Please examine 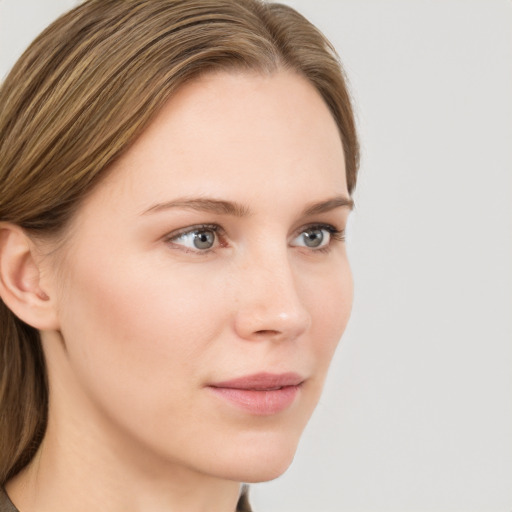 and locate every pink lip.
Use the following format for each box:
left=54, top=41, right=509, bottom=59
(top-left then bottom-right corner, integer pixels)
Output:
left=207, top=372, right=304, bottom=416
